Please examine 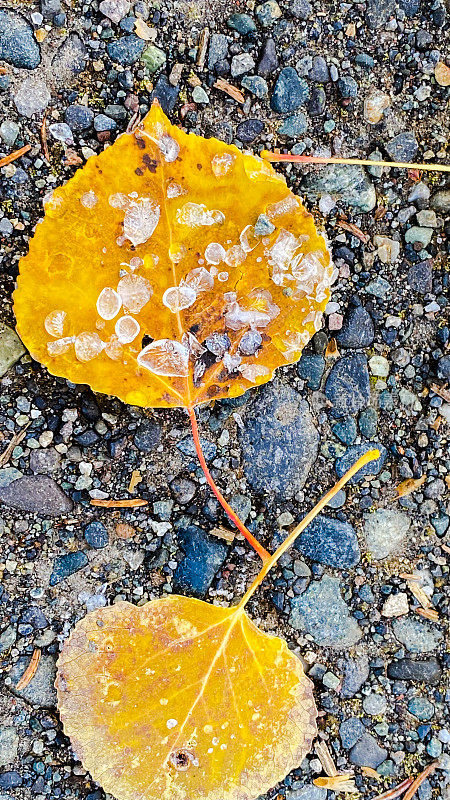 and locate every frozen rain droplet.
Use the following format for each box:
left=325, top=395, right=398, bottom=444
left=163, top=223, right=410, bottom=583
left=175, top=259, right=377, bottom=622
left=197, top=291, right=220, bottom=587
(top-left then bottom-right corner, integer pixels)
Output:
left=104, top=335, right=123, bottom=360
left=218, top=271, right=229, bottom=282
left=225, top=245, right=246, bottom=268
left=223, top=352, right=242, bottom=373
left=182, top=331, right=206, bottom=357
left=239, top=225, right=259, bottom=253
left=266, top=229, right=302, bottom=277
left=182, top=267, right=214, bottom=294
left=74, top=332, right=104, bottom=362
left=108, top=193, right=128, bottom=209
left=224, top=289, right=280, bottom=331
left=47, top=337, right=73, bottom=356
left=137, top=340, right=189, bottom=377
left=239, top=330, right=262, bottom=356
left=168, top=243, right=186, bottom=263
left=45, top=310, right=66, bottom=338
left=211, top=152, right=236, bottom=177
left=176, top=202, right=224, bottom=228
left=129, top=256, right=144, bottom=270
left=205, top=332, right=231, bottom=358
left=158, top=133, right=180, bottom=163
left=266, top=194, right=299, bottom=220
left=166, top=182, right=184, bottom=198
left=96, top=287, right=122, bottom=320
left=117, top=274, right=152, bottom=314
left=162, top=285, right=196, bottom=313
left=204, top=242, right=226, bottom=265
left=239, top=363, right=270, bottom=382
left=279, top=330, right=310, bottom=359
left=115, top=315, right=140, bottom=344
left=123, top=197, right=160, bottom=246
left=81, top=191, right=98, bottom=209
